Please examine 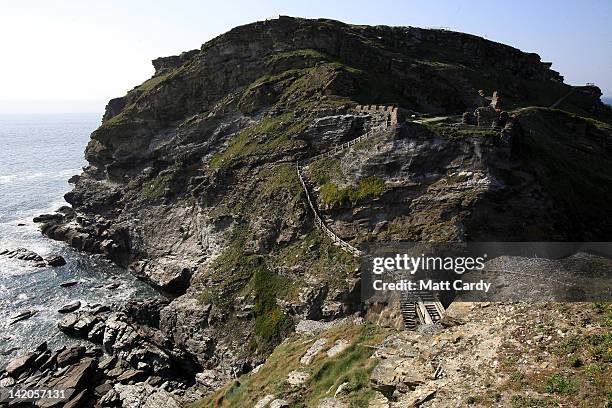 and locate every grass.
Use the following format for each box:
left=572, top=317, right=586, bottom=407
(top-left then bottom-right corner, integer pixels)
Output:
left=308, top=157, right=342, bottom=186
left=142, top=169, right=175, bottom=199
left=269, top=229, right=358, bottom=295
left=207, top=225, right=256, bottom=303
left=266, top=49, right=330, bottom=66
left=497, top=303, right=612, bottom=407
left=320, top=176, right=385, bottom=207
left=136, top=72, right=171, bottom=93
left=209, top=112, right=308, bottom=170
left=188, top=324, right=388, bottom=408
left=251, top=267, right=294, bottom=349
left=544, top=374, right=578, bottom=395
left=510, top=395, right=552, bottom=408
left=259, top=163, right=302, bottom=198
